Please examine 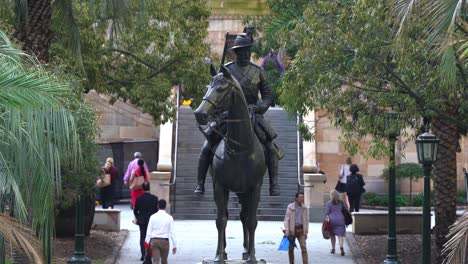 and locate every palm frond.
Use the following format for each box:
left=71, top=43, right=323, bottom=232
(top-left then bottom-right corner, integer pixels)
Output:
left=393, top=0, right=421, bottom=39
left=0, top=30, right=81, bottom=262
left=0, top=214, right=43, bottom=264
left=424, top=0, right=464, bottom=46
left=442, top=211, right=468, bottom=264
